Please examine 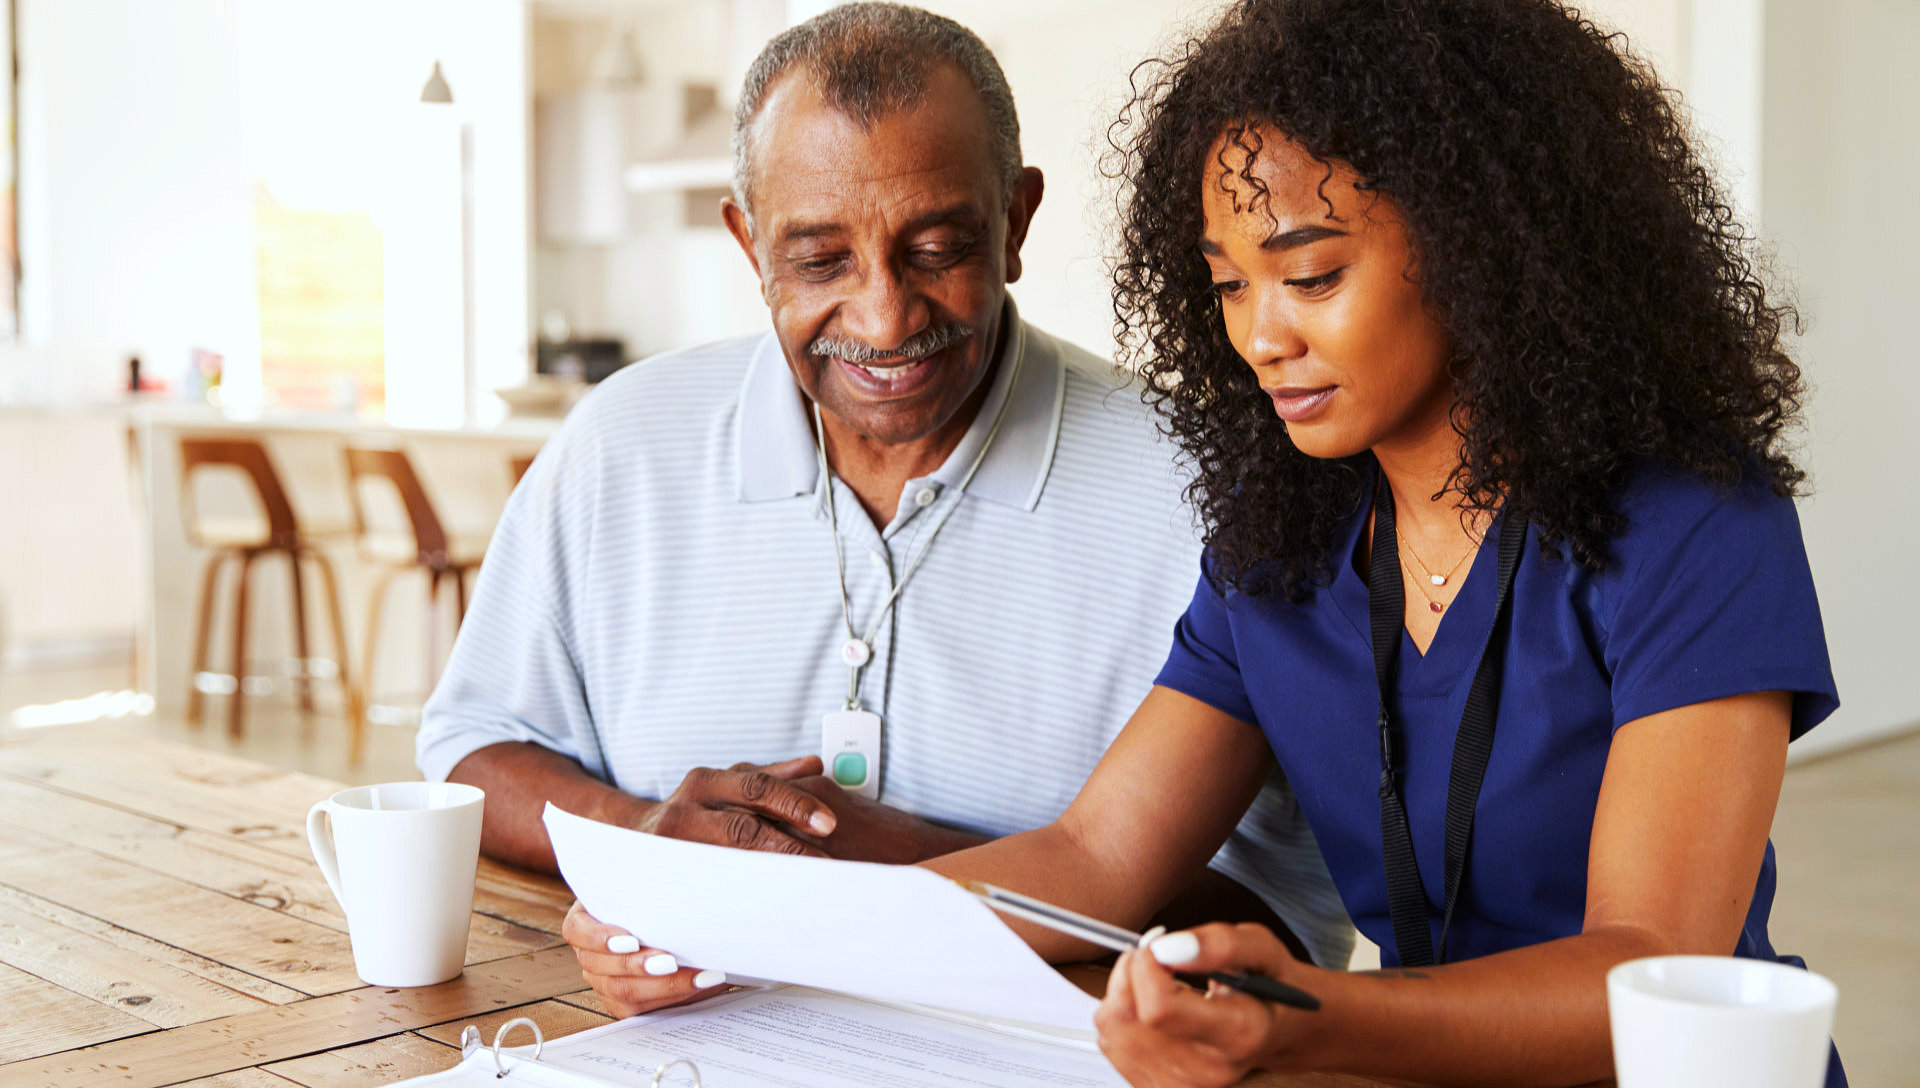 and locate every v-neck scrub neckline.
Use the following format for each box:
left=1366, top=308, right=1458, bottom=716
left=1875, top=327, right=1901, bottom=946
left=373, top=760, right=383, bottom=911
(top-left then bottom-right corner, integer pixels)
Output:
left=1328, top=474, right=1503, bottom=682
